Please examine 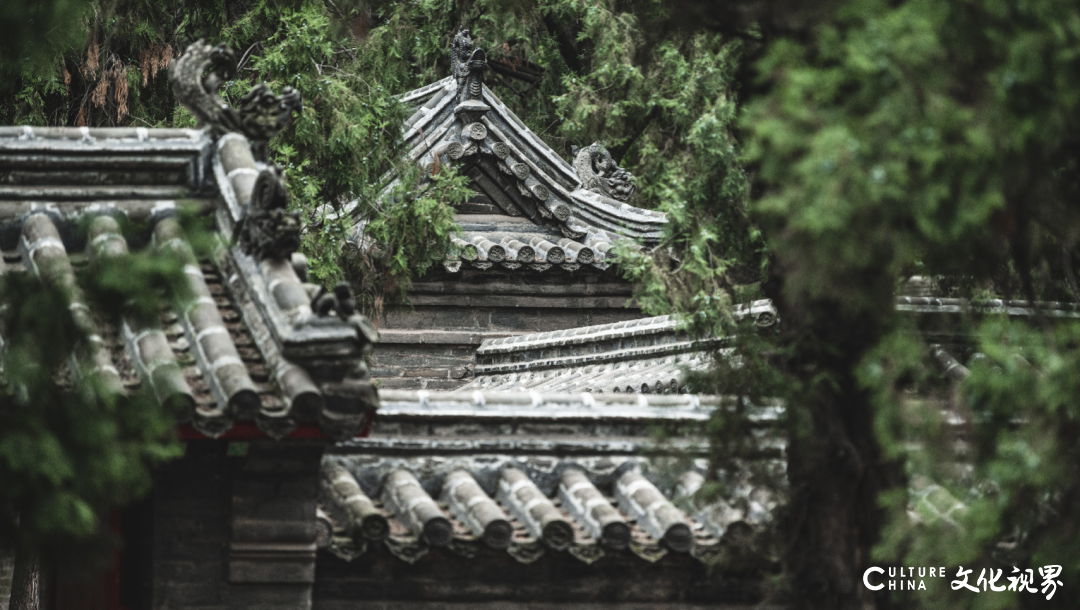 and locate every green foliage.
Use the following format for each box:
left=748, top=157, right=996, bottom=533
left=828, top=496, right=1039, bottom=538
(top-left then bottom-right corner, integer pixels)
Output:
left=0, top=0, right=764, bottom=319
left=0, top=248, right=186, bottom=565
left=0, top=0, right=88, bottom=76
left=6, top=0, right=1080, bottom=606
left=607, top=0, right=1080, bottom=606
left=349, top=164, right=469, bottom=302
left=442, top=0, right=767, bottom=337
left=739, top=1, right=1080, bottom=607
left=861, top=319, right=1080, bottom=609
left=0, top=0, right=471, bottom=312
left=213, top=0, right=470, bottom=298
left=744, top=0, right=1080, bottom=312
